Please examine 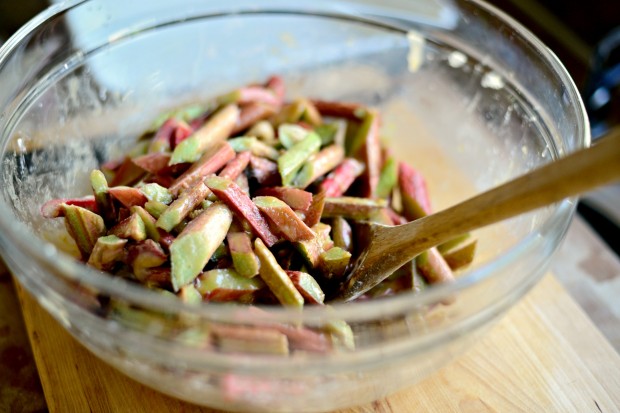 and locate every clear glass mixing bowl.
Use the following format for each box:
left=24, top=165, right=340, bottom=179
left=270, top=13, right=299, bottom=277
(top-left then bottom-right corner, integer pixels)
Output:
left=0, top=0, right=588, bottom=411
